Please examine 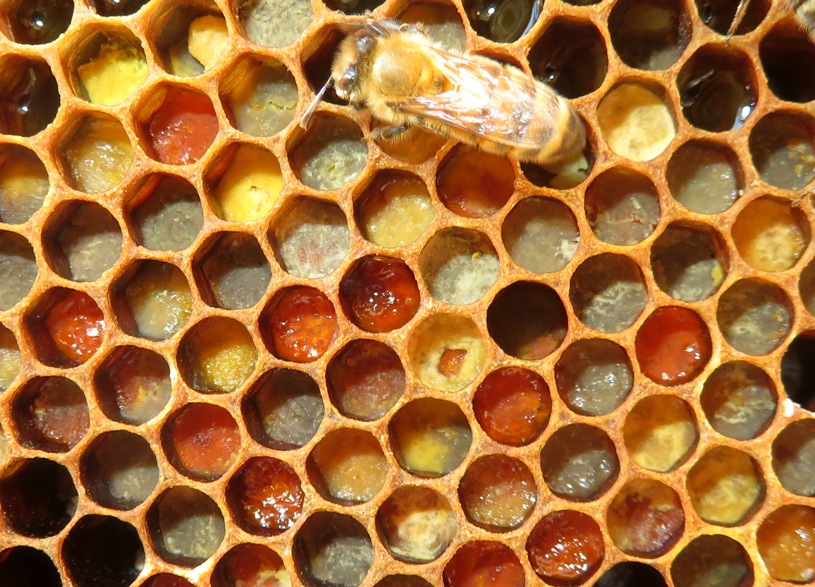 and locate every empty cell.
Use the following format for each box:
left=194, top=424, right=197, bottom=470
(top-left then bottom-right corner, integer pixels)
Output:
left=598, top=83, right=675, bottom=161
left=289, top=115, right=367, bottom=191
left=502, top=197, right=579, bottom=273
left=80, top=430, right=159, bottom=510
left=607, top=479, right=685, bottom=557
left=88, top=0, right=149, bottom=17
left=94, top=346, right=171, bottom=425
left=149, top=6, right=230, bottom=76
left=0, top=458, right=77, bottom=537
left=555, top=338, right=633, bottom=416
left=226, top=457, right=303, bottom=535
left=272, top=197, right=350, bottom=278
left=0, top=230, right=36, bottom=310
left=749, top=111, right=815, bottom=190
left=242, top=368, right=324, bottom=450
left=459, top=455, right=536, bottom=531
left=327, top=339, right=405, bottom=421
left=609, top=0, right=690, bottom=70
left=212, top=545, right=289, bottom=587
left=437, top=145, right=514, bottom=218
left=666, top=141, right=742, bottom=214
left=540, top=424, right=619, bottom=501
left=526, top=510, right=604, bottom=585
left=701, top=362, right=777, bottom=440
left=717, top=279, right=792, bottom=356
left=773, top=419, right=815, bottom=496
left=652, top=224, right=726, bottom=301
left=2, top=0, right=72, bottom=44
left=117, top=260, right=192, bottom=341
left=757, top=505, right=815, bottom=583
left=376, top=486, right=456, bottom=563
left=11, top=377, right=89, bottom=452
left=301, top=26, right=347, bottom=109
left=420, top=228, right=499, bottom=305
left=635, top=306, right=712, bottom=385
left=148, top=486, right=225, bottom=567
left=465, top=0, right=542, bottom=43
left=399, top=2, right=467, bottom=50
left=570, top=254, right=647, bottom=333
left=208, top=144, right=284, bottom=222
left=262, top=286, right=338, bottom=362
left=444, top=542, right=524, bottom=587
left=585, top=168, right=660, bottom=246
left=671, top=535, right=753, bottom=587
left=221, top=57, right=297, bottom=136
left=294, top=512, right=373, bottom=587
left=63, top=515, right=144, bottom=587
left=164, top=403, right=240, bottom=481
left=196, top=232, right=270, bottom=310
left=0, top=57, right=59, bottom=136
left=732, top=196, right=808, bottom=272
left=72, top=32, right=148, bottom=106
left=237, top=0, right=312, bottom=48
left=473, top=367, right=551, bottom=445
left=356, top=172, right=433, bottom=248
left=624, top=395, right=697, bottom=472
left=129, top=175, right=204, bottom=252
left=27, top=289, right=105, bottom=367
left=0, top=547, right=61, bottom=587
left=0, top=325, right=20, bottom=391
left=0, top=144, right=49, bottom=224
left=179, top=317, right=257, bottom=394
left=761, top=21, right=815, bottom=103
left=595, top=562, right=667, bottom=587
left=59, top=114, right=133, bottom=193
left=695, top=0, right=769, bottom=35
left=389, top=398, right=472, bottom=477
left=43, top=201, right=122, bottom=282
left=409, top=314, right=485, bottom=392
